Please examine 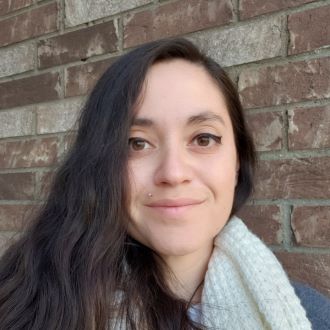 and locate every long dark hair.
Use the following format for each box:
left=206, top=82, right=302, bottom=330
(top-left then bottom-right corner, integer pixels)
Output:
left=0, top=38, right=255, bottom=329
